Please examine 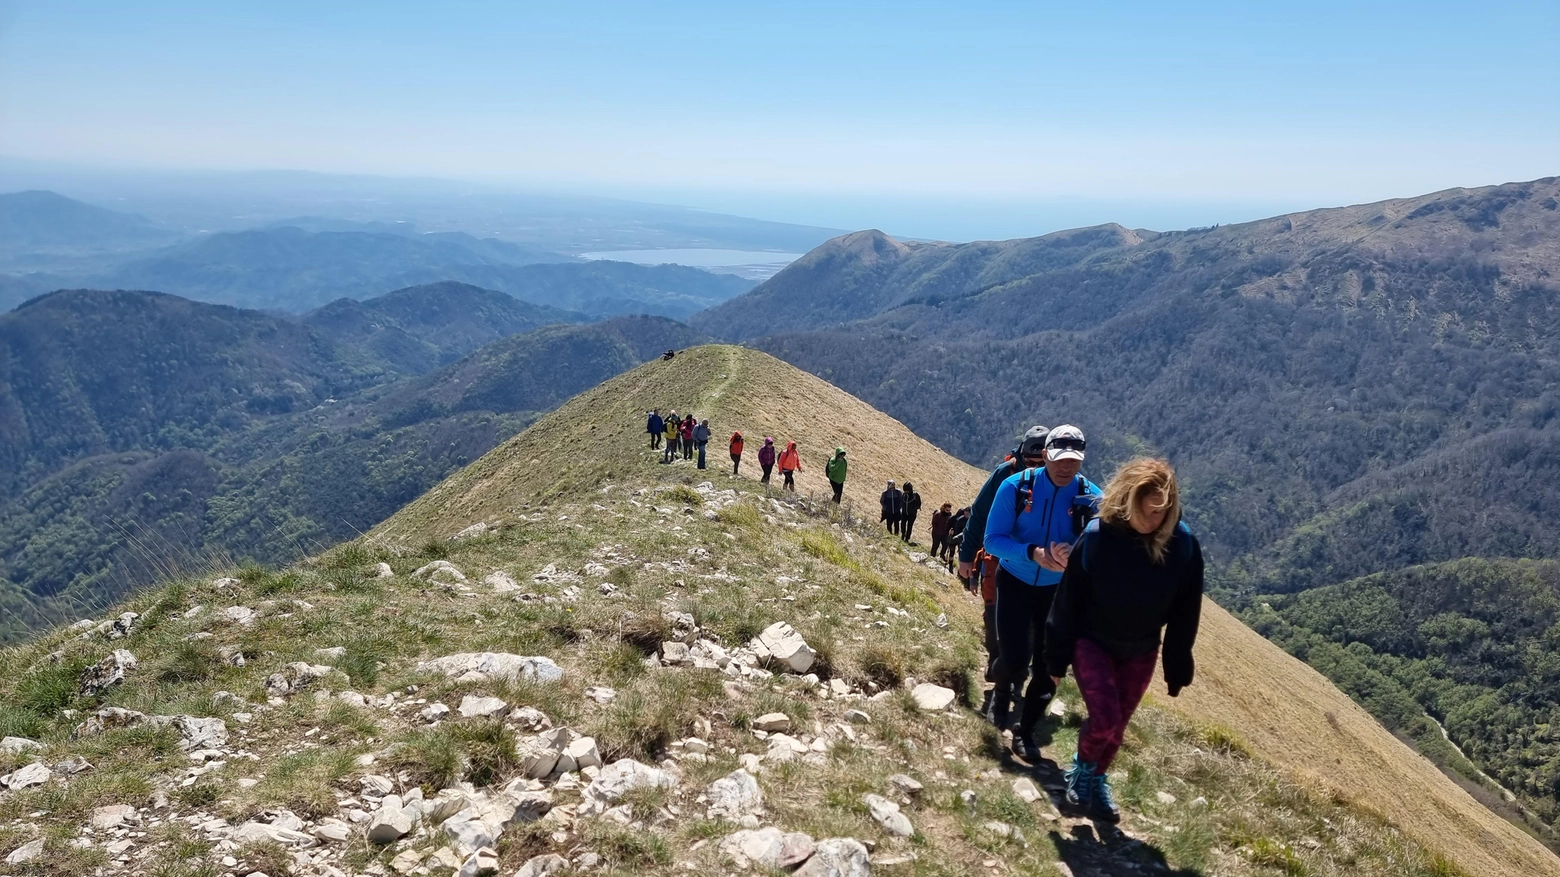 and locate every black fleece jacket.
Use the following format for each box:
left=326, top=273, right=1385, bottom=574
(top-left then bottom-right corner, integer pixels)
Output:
left=1043, top=518, right=1204, bottom=696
